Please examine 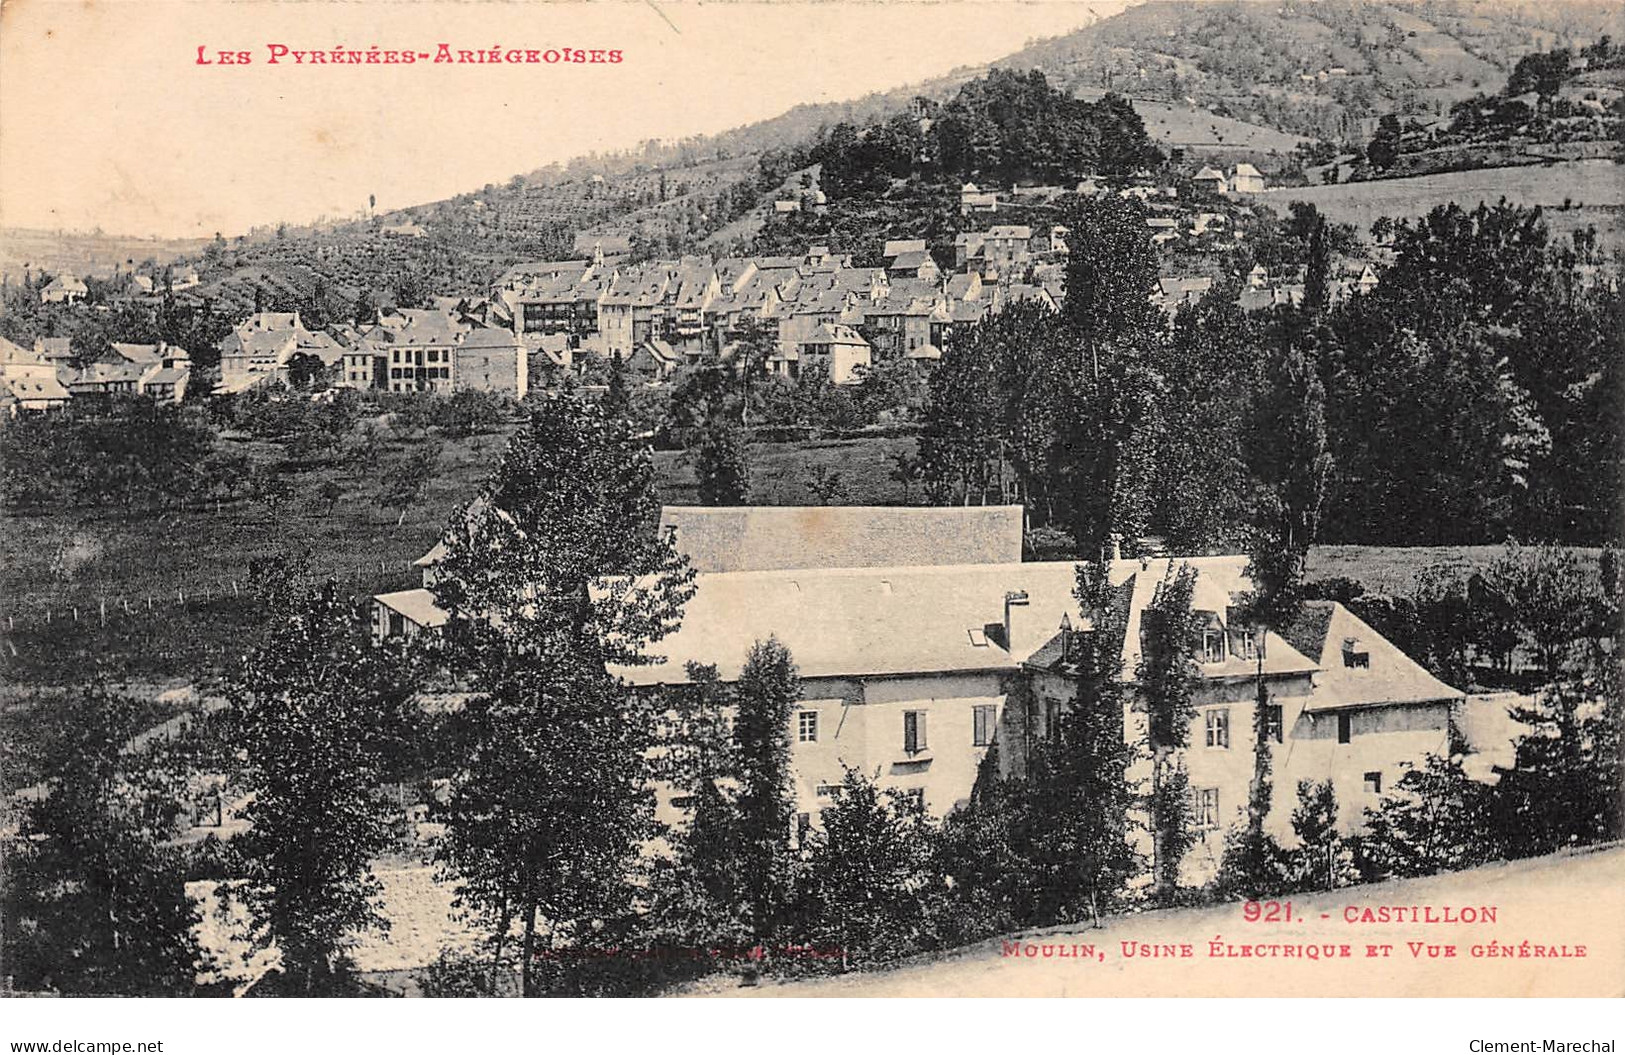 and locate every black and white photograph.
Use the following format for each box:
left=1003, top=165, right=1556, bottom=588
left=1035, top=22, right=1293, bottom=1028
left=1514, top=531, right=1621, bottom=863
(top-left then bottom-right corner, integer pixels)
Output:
left=0, top=0, right=1620, bottom=1044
